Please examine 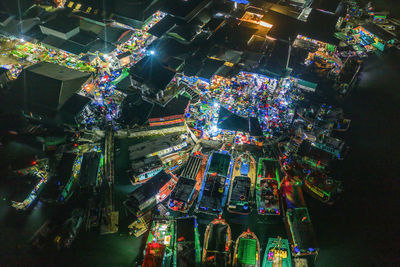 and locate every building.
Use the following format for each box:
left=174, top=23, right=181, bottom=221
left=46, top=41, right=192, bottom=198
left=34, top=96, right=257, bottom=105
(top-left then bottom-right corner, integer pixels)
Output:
left=12, top=62, right=91, bottom=125
left=217, top=106, right=263, bottom=137
left=149, top=94, right=190, bottom=128
left=64, top=0, right=163, bottom=29
left=40, top=17, right=80, bottom=40
left=130, top=56, right=176, bottom=105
